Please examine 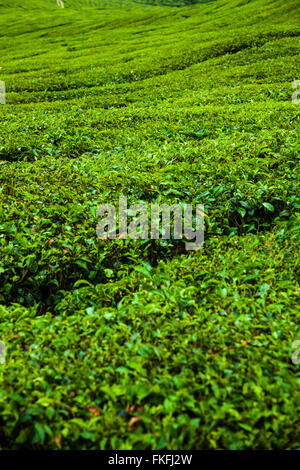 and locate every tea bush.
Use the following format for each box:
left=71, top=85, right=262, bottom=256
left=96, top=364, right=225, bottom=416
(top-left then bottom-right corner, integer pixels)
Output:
left=0, top=0, right=299, bottom=449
